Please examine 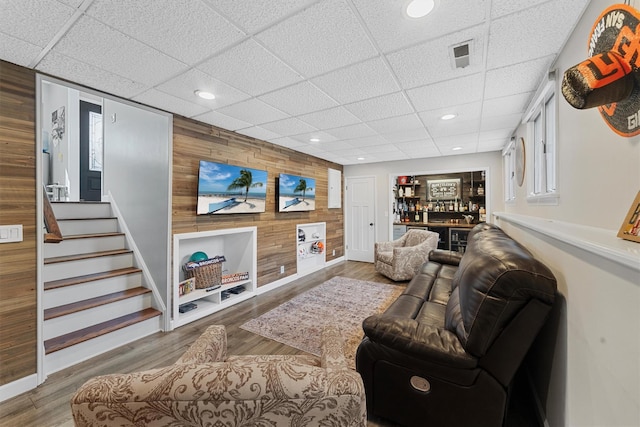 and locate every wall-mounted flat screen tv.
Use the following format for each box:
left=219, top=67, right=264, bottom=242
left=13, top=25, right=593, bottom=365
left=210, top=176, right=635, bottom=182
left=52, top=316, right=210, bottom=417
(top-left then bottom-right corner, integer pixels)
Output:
left=197, top=160, right=267, bottom=215
left=277, top=173, right=316, bottom=212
